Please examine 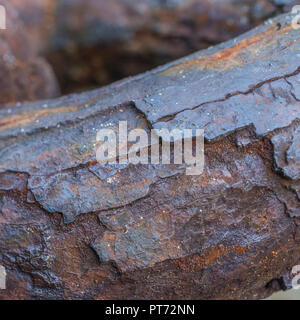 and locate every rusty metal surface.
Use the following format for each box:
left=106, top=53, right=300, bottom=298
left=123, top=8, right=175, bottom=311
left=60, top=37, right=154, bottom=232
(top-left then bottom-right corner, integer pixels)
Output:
left=0, top=12, right=299, bottom=299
